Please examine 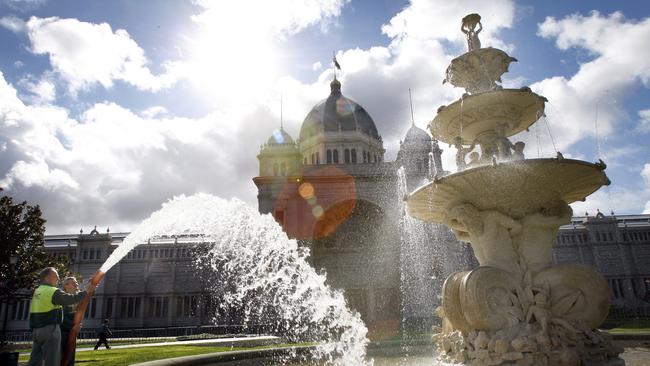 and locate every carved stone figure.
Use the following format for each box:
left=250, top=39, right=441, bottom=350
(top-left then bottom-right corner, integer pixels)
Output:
left=512, top=141, right=525, bottom=160
left=514, top=200, right=572, bottom=274
left=453, top=136, right=475, bottom=171
left=446, top=203, right=521, bottom=272
left=495, top=124, right=514, bottom=160
left=461, top=14, right=482, bottom=52
left=467, top=151, right=480, bottom=167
